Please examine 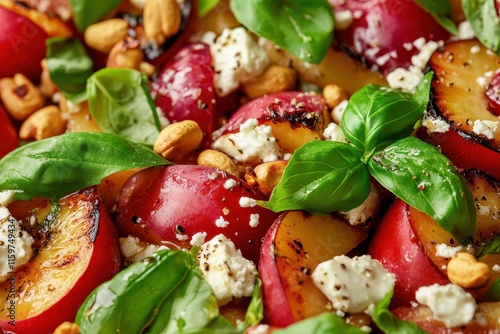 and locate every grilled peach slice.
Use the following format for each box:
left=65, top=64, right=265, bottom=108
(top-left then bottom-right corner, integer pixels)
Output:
left=259, top=211, right=369, bottom=327
left=0, top=187, right=121, bottom=334
left=422, top=40, right=500, bottom=180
